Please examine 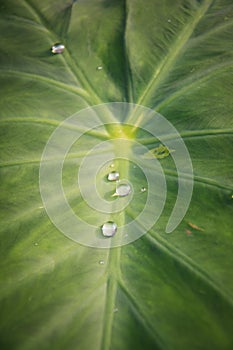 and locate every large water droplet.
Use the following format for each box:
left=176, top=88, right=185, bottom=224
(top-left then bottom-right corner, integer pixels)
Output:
left=107, top=171, right=119, bottom=181
left=51, top=43, right=65, bottom=54
left=101, top=221, right=117, bottom=237
left=115, top=183, right=131, bottom=197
